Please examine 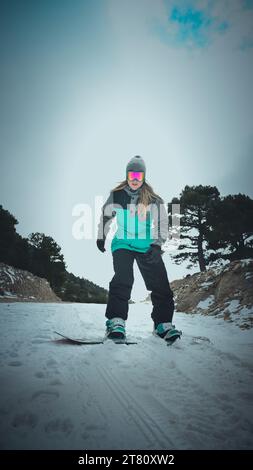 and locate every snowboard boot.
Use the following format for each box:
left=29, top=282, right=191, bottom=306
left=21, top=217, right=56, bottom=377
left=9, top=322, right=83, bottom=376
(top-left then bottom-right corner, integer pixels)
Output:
left=106, top=317, right=126, bottom=340
left=153, top=322, right=182, bottom=343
